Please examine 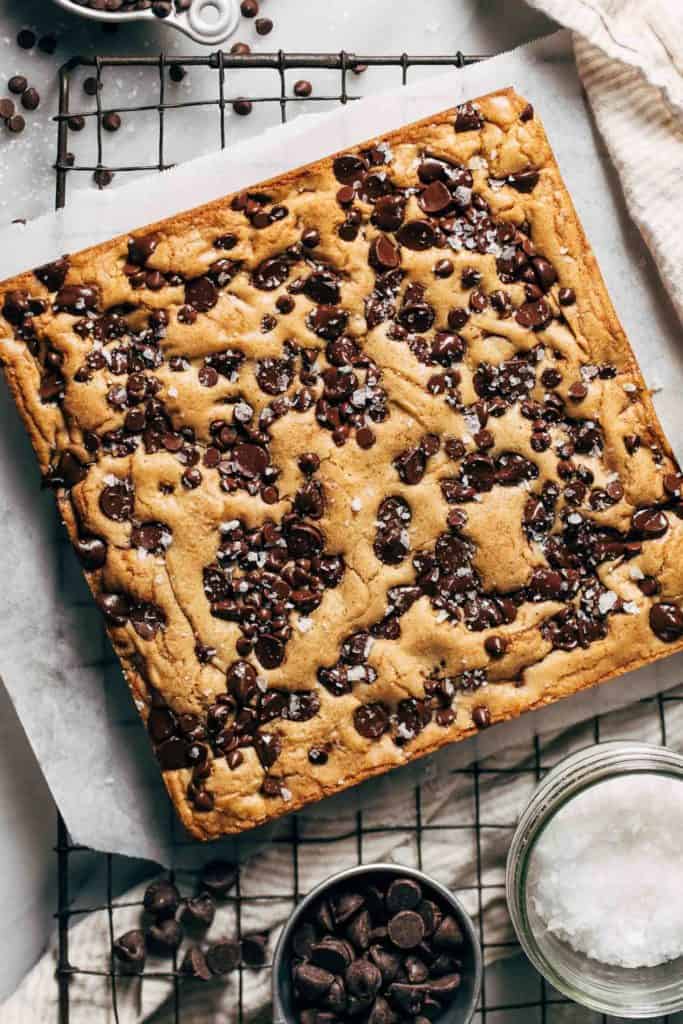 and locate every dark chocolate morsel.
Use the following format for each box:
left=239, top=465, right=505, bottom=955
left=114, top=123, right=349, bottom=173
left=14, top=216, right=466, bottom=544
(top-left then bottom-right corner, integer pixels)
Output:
left=113, top=929, right=146, bottom=972
left=206, top=940, right=241, bottom=975
left=386, top=877, right=421, bottom=913
left=387, top=910, right=425, bottom=950
left=345, top=958, right=382, bottom=1001
left=146, top=918, right=183, bottom=956
left=74, top=535, right=107, bottom=570
left=294, top=961, right=335, bottom=1002
left=183, top=893, right=216, bottom=927
left=143, top=879, right=180, bottom=918
left=311, top=936, right=353, bottom=973
left=181, top=945, right=212, bottom=980
left=650, top=602, right=683, bottom=642
left=433, top=914, right=465, bottom=949
left=199, top=860, right=237, bottom=898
